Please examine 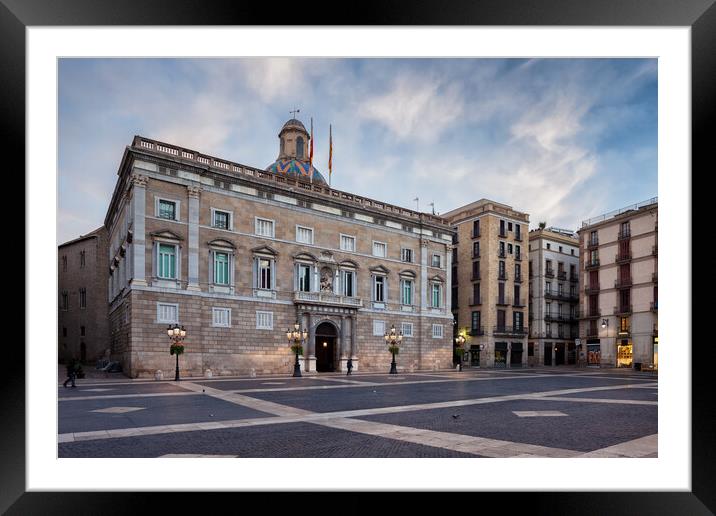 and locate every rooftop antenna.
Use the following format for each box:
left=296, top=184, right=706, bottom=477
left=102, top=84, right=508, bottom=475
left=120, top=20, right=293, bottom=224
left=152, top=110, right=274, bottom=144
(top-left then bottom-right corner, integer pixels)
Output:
left=413, top=197, right=419, bottom=212
left=428, top=202, right=435, bottom=215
